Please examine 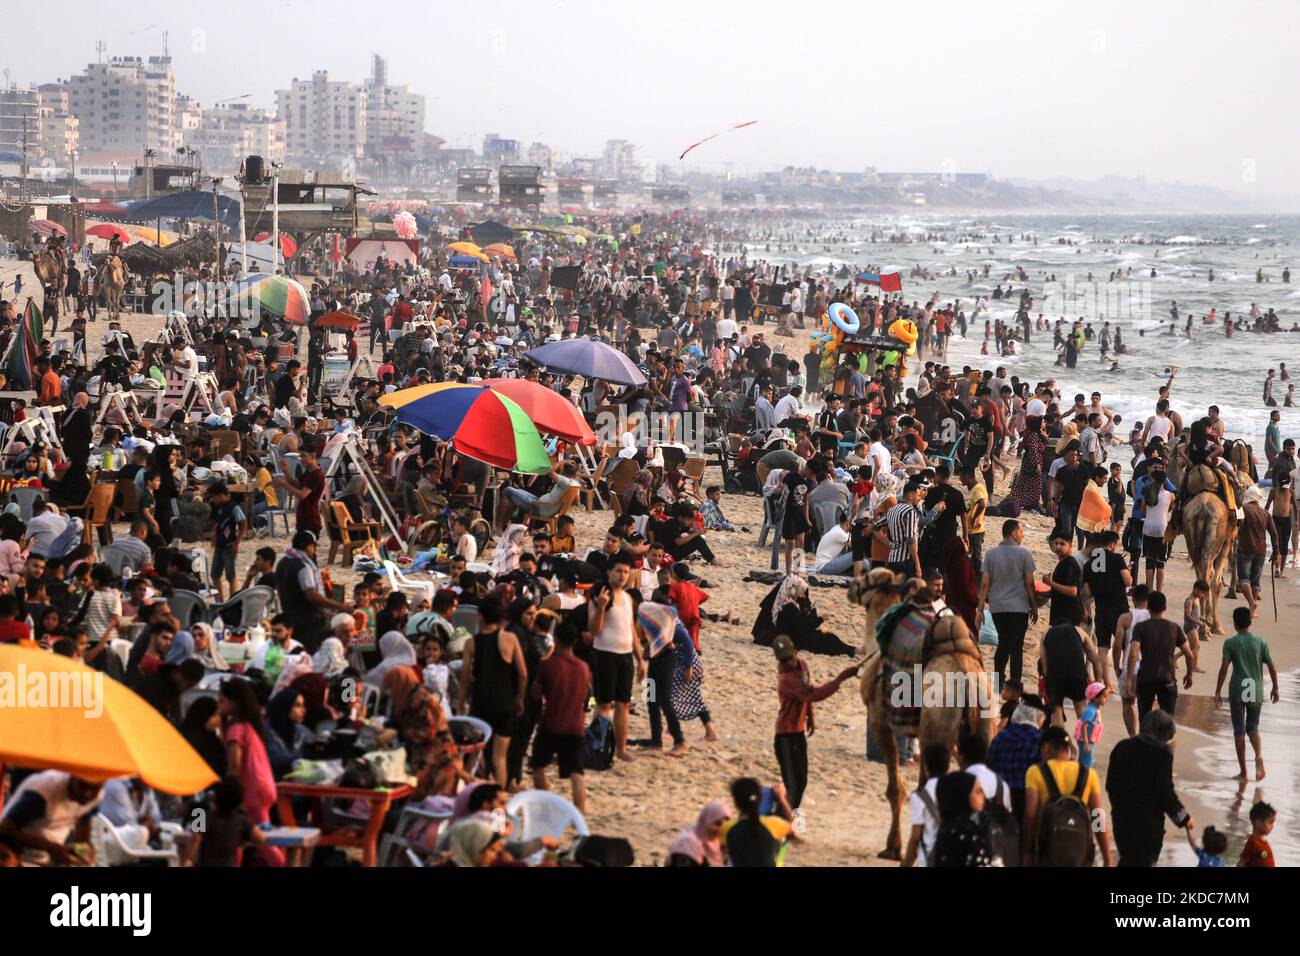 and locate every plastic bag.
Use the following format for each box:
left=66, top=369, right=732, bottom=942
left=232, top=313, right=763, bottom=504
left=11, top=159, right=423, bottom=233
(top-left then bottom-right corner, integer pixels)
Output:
left=978, top=610, right=999, bottom=647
